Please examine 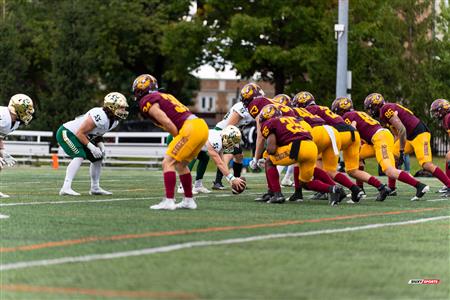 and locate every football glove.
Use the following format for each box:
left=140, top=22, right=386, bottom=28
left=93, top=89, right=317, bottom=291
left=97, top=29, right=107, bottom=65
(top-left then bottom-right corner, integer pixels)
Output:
left=87, top=142, right=103, bottom=159
left=249, top=158, right=258, bottom=170
left=0, top=157, right=6, bottom=169
left=0, top=150, right=16, bottom=167
left=257, top=158, right=266, bottom=169
left=97, top=142, right=106, bottom=160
